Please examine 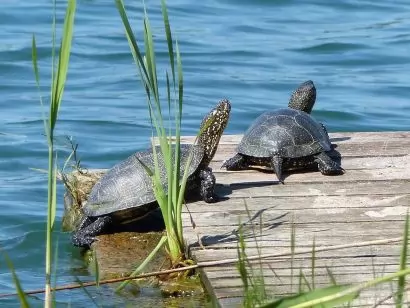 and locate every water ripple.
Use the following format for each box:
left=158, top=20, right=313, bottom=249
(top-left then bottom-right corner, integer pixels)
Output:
left=1, top=0, right=410, bottom=306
